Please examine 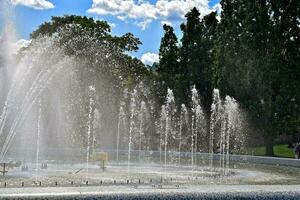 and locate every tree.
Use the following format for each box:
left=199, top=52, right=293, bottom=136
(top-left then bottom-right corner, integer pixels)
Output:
left=180, top=8, right=216, bottom=113
left=267, top=0, right=300, bottom=147
left=214, top=0, right=300, bottom=156
left=215, top=0, right=274, bottom=154
left=180, top=7, right=202, bottom=106
left=31, top=15, right=110, bottom=38
left=27, top=15, right=153, bottom=150
left=31, top=15, right=141, bottom=53
left=157, top=24, right=179, bottom=93
left=199, top=11, right=218, bottom=113
left=213, top=0, right=241, bottom=96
